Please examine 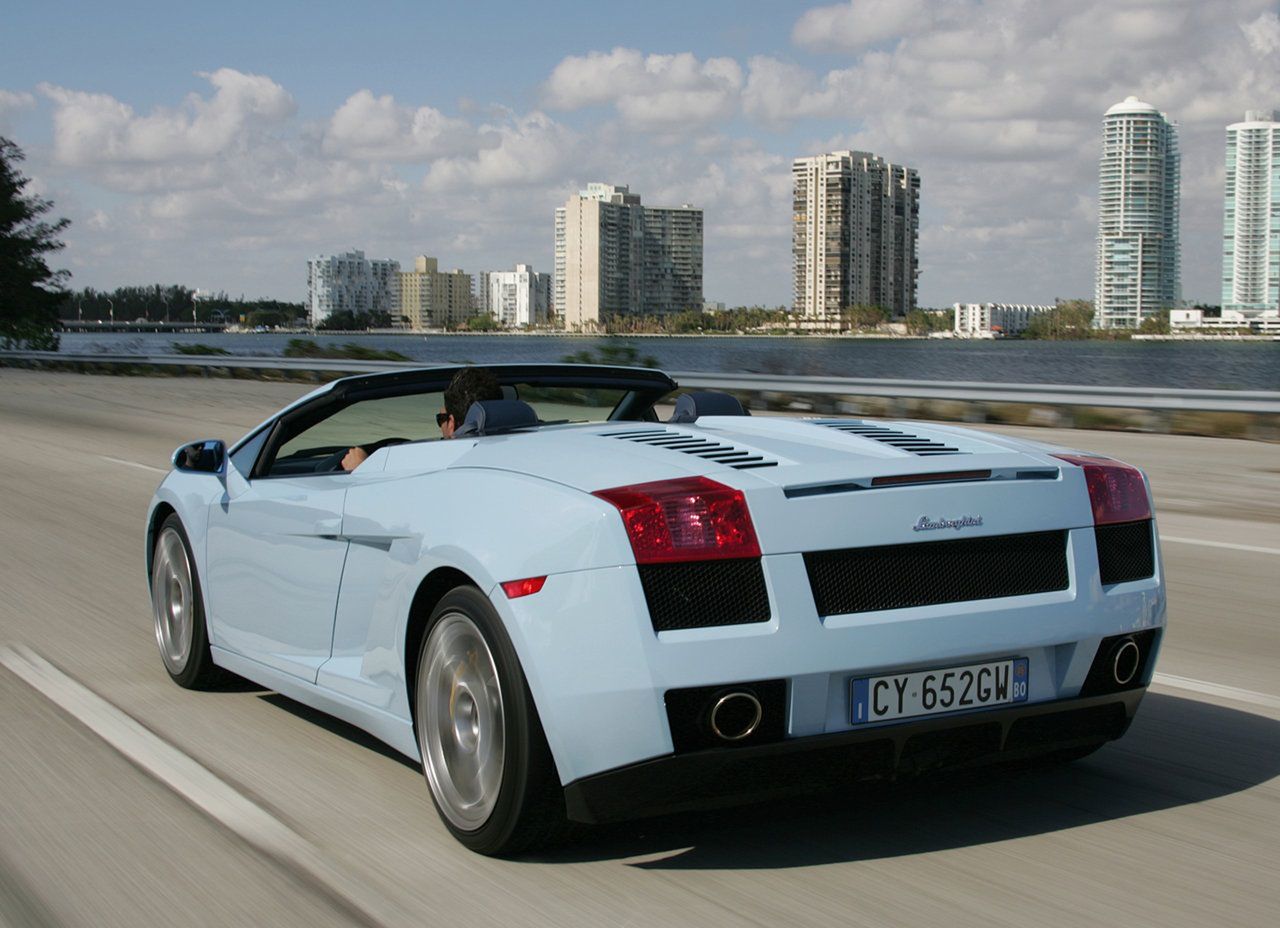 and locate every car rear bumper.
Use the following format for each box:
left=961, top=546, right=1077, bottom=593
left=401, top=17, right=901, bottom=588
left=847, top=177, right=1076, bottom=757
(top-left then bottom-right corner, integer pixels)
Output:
left=562, top=688, right=1144, bottom=824
left=499, top=543, right=1164, bottom=786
